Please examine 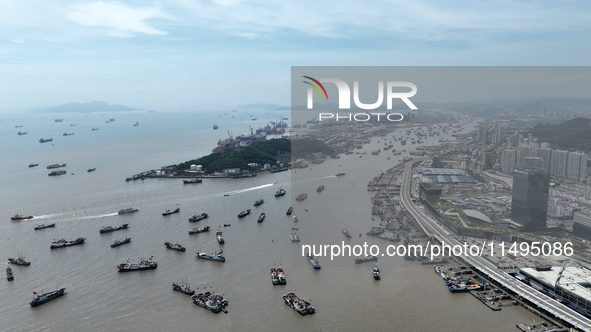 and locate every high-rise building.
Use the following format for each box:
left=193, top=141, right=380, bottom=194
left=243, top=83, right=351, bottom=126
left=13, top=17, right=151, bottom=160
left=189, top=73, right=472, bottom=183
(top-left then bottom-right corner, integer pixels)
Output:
left=551, top=150, right=570, bottom=178
left=518, top=146, right=533, bottom=168
left=477, top=125, right=488, bottom=145
left=507, top=133, right=519, bottom=148
left=511, top=168, right=550, bottom=231
left=567, top=152, right=588, bottom=182
left=501, top=150, right=516, bottom=174
left=537, top=148, right=552, bottom=171
left=573, top=210, right=591, bottom=240
left=521, top=157, right=544, bottom=170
